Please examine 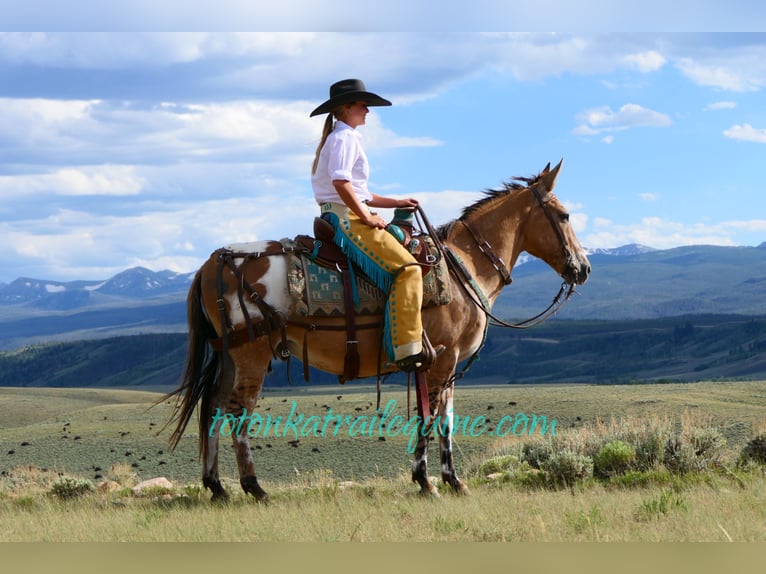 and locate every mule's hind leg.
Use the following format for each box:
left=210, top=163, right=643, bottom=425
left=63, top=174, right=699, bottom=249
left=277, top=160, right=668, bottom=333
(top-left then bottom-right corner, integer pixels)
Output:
left=437, top=385, right=470, bottom=495
left=202, top=352, right=235, bottom=501
left=226, top=342, right=272, bottom=503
